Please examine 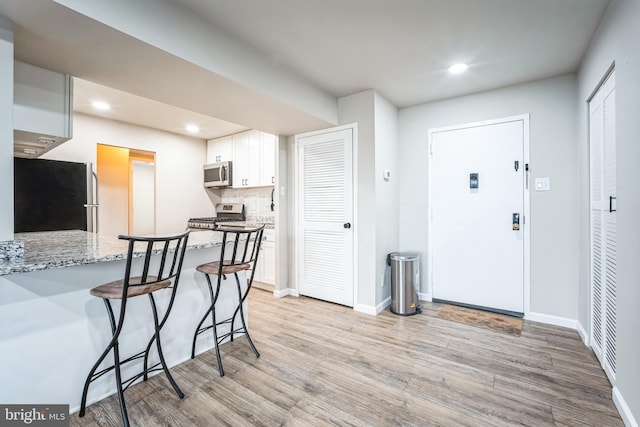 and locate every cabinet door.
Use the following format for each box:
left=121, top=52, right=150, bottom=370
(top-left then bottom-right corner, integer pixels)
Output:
left=232, top=132, right=249, bottom=188
left=206, top=135, right=233, bottom=163
left=246, top=131, right=261, bottom=186
left=233, top=130, right=260, bottom=187
left=260, top=240, right=276, bottom=285
left=257, top=230, right=276, bottom=285
left=218, top=136, right=233, bottom=162
left=260, top=132, right=276, bottom=186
